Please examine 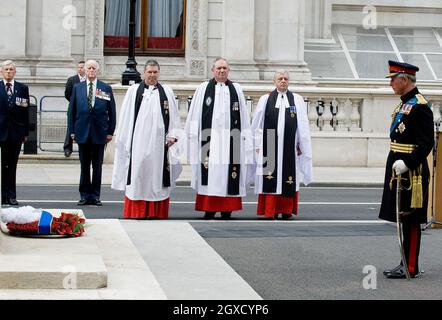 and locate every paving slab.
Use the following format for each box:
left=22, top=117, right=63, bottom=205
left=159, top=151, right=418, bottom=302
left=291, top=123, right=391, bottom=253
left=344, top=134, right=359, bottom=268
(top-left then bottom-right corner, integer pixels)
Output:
left=122, top=220, right=262, bottom=300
